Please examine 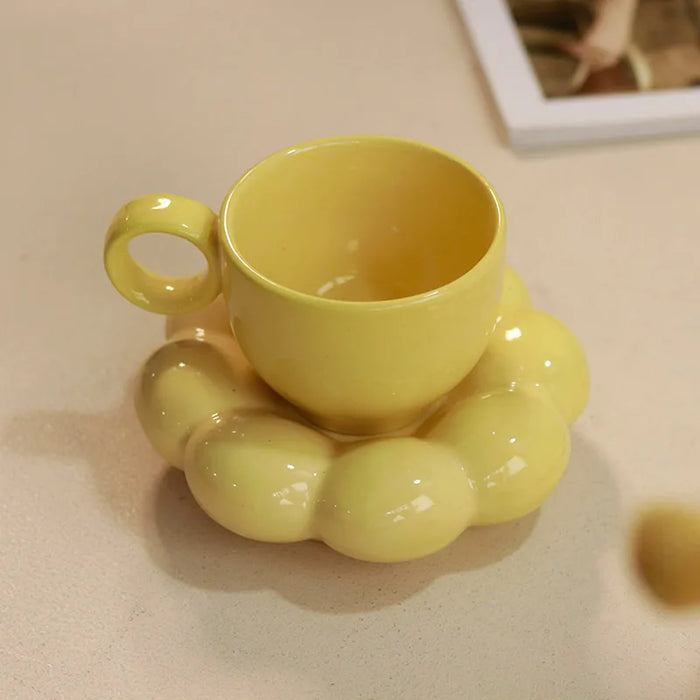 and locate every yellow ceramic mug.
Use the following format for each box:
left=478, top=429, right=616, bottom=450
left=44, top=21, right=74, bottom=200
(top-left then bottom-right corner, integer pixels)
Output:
left=104, top=136, right=506, bottom=434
